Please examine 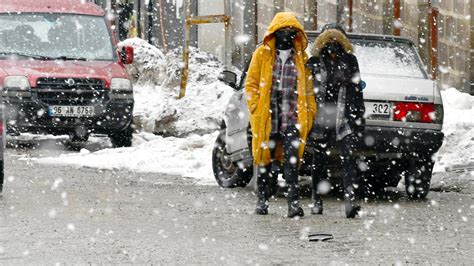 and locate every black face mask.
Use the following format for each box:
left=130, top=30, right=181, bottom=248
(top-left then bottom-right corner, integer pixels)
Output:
left=324, top=42, right=344, bottom=56
left=275, top=29, right=297, bottom=50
